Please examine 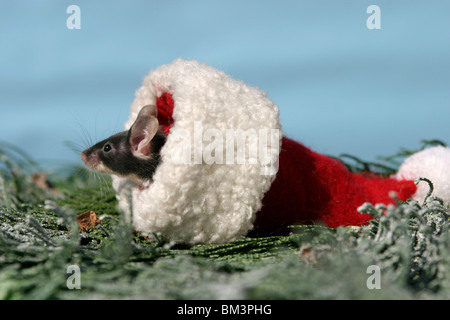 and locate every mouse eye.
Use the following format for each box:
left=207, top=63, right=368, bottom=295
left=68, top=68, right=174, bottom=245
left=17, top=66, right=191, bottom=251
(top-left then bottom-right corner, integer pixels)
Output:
left=103, top=144, right=112, bottom=152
